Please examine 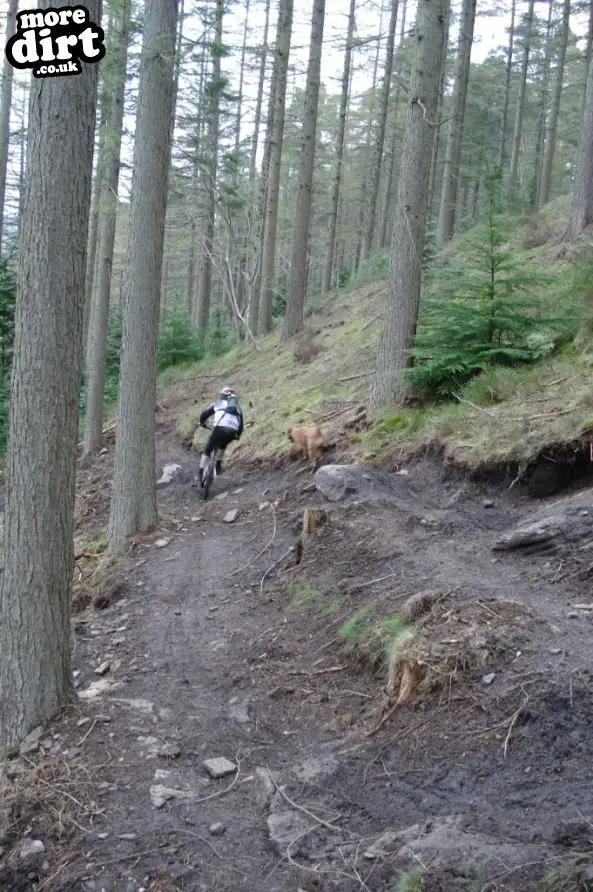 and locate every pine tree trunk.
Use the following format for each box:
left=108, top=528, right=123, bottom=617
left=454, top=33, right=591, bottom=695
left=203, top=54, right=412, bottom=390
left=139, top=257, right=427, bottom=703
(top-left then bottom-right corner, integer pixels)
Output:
left=195, top=0, right=224, bottom=335
left=567, top=38, right=593, bottom=238
left=530, top=0, right=554, bottom=209
left=499, top=0, right=516, bottom=167
left=426, top=3, right=450, bottom=222
left=508, top=0, right=535, bottom=208
left=16, top=81, right=28, bottom=244
left=249, top=0, right=271, bottom=192
left=257, top=0, right=294, bottom=335
left=188, top=47, right=208, bottom=322
left=380, top=0, right=408, bottom=249
left=436, top=0, right=477, bottom=248
left=83, top=0, right=131, bottom=455
left=0, top=0, right=18, bottom=252
left=472, top=175, right=480, bottom=219
left=82, top=96, right=108, bottom=352
left=323, top=0, right=356, bottom=293
left=108, top=0, right=178, bottom=552
left=353, top=0, right=385, bottom=275
left=171, top=0, right=185, bottom=141
left=246, top=0, right=271, bottom=335
left=369, top=0, right=448, bottom=409
left=361, top=0, right=399, bottom=261
left=586, top=0, right=593, bottom=76
left=0, top=0, right=100, bottom=757
left=282, top=0, right=326, bottom=341
left=539, top=0, right=570, bottom=207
